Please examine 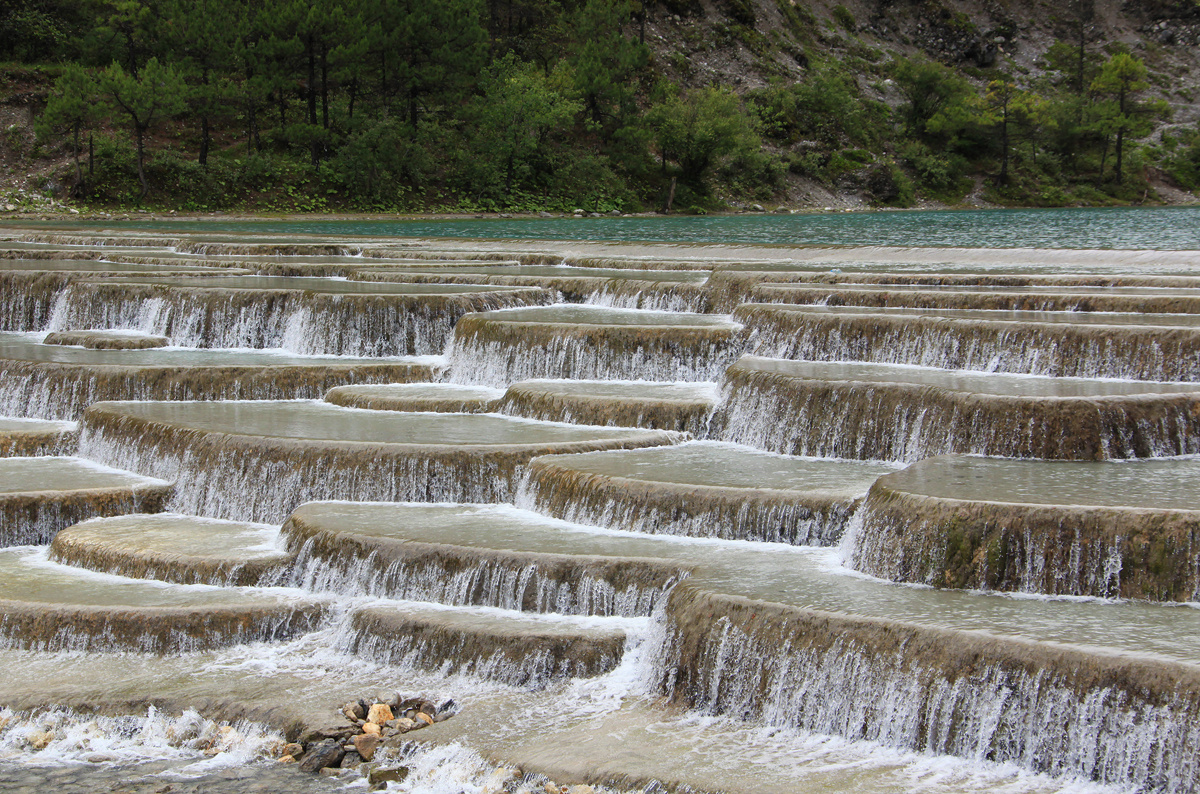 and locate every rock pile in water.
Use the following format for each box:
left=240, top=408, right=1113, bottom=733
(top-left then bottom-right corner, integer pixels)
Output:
left=283, top=692, right=455, bottom=784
